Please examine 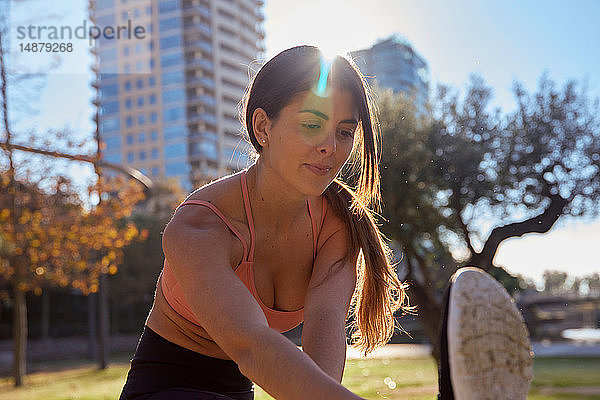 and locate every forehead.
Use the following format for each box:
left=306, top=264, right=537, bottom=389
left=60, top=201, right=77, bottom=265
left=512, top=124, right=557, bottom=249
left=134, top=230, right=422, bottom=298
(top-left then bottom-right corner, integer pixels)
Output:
left=286, top=89, right=360, bottom=121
